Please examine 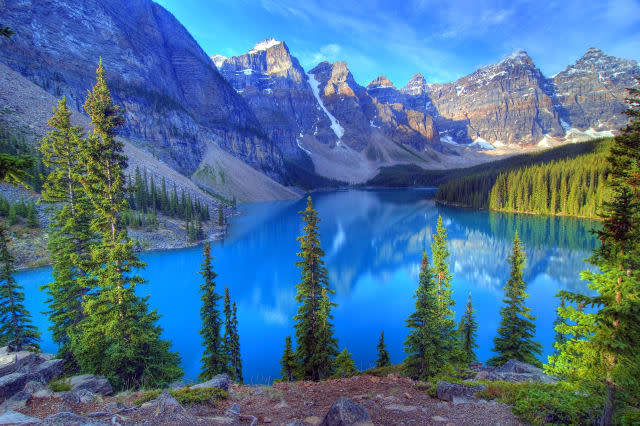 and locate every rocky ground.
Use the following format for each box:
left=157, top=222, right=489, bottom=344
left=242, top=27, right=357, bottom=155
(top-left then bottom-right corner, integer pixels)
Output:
left=1, top=346, right=564, bottom=425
